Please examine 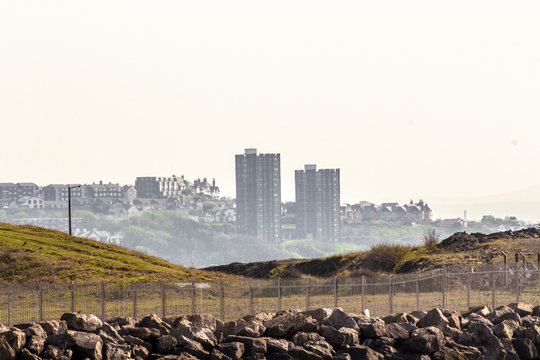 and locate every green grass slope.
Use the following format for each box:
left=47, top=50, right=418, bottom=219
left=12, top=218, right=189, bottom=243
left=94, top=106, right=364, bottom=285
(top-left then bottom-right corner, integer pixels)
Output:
left=0, top=223, right=225, bottom=283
